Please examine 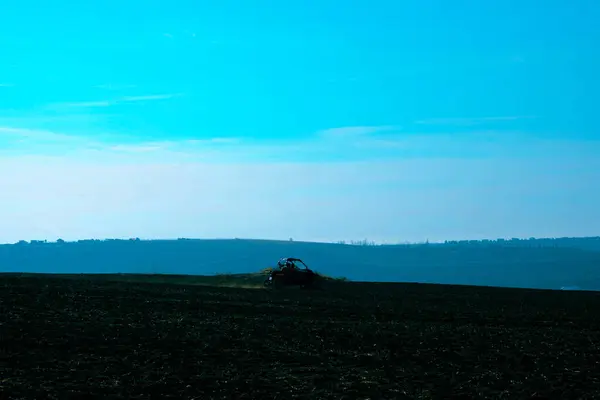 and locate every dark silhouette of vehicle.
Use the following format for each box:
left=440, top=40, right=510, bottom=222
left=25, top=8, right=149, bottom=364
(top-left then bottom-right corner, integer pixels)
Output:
left=263, top=258, right=318, bottom=289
